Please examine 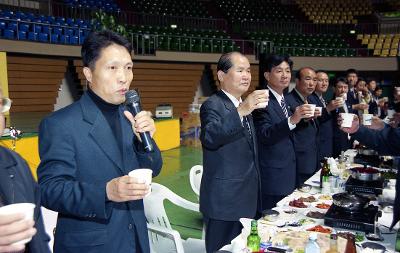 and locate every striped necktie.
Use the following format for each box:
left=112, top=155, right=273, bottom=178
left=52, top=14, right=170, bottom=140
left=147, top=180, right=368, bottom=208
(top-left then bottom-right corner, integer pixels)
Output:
left=280, top=98, right=289, bottom=118
left=243, top=115, right=252, bottom=137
